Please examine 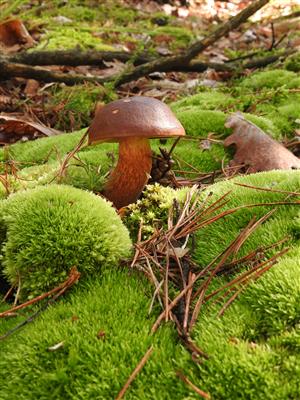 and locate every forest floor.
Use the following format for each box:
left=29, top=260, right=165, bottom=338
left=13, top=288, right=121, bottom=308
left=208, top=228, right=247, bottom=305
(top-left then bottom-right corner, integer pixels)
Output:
left=0, top=1, right=300, bottom=400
